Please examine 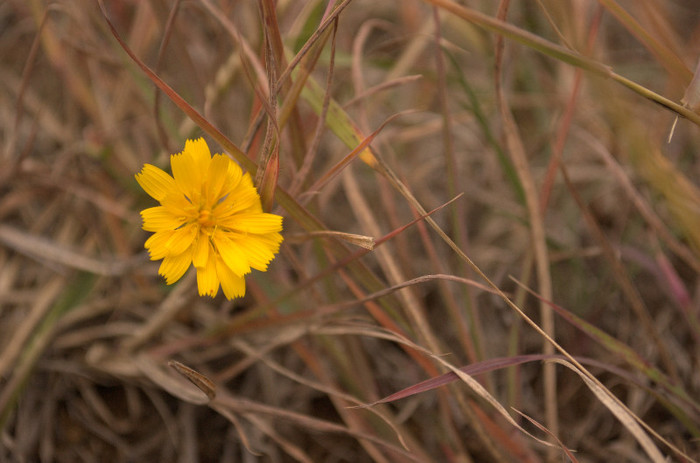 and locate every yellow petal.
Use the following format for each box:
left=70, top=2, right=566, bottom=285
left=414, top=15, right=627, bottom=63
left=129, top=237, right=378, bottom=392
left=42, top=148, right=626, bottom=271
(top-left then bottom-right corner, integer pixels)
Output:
left=141, top=206, right=186, bottom=232
left=236, top=233, right=282, bottom=272
left=215, top=256, right=246, bottom=299
left=159, top=251, right=192, bottom=284
left=196, top=256, right=220, bottom=298
left=145, top=230, right=175, bottom=260
left=161, top=190, right=194, bottom=216
left=238, top=172, right=255, bottom=190
left=233, top=174, right=263, bottom=212
left=205, top=154, right=235, bottom=205
left=192, top=232, right=210, bottom=268
left=186, top=138, right=213, bottom=169
left=165, top=223, right=198, bottom=256
left=214, top=233, right=251, bottom=276
left=252, top=233, right=283, bottom=271
left=262, top=231, right=284, bottom=249
left=215, top=187, right=260, bottom=219
left=215, top=160, right=244, bottom=199
left=135, top=164, right=176, bottom=201
left=171, top=138, right=211, bottom=203
left=220, top=212, right=283, bottom=234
